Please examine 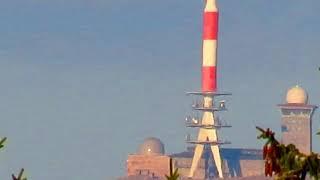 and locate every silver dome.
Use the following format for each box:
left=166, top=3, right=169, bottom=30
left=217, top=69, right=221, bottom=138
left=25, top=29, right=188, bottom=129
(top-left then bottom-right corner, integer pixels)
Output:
left=137, top=137, right=165, bottom=155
